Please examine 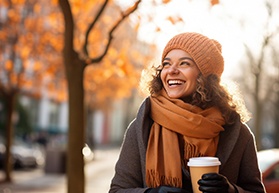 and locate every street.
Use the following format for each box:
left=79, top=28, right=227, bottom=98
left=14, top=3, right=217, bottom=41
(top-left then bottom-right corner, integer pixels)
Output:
left=0, top=146, right=120, bottom=193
